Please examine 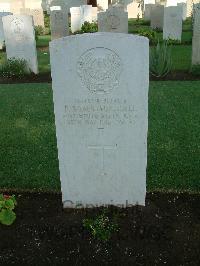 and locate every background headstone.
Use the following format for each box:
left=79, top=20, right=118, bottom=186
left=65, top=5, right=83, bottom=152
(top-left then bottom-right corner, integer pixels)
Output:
left=43, top=0, right=87, bottom=14
left=2, top=14, right=38, bottom=73
left=150, top=4, right=164, bottom=30
left=163, top=6, right=182, bottom=41
left=92, top=6, right=98, bottom=21
left=81, top=5, right=93, bottom=23
left=98, top=5, right=128, bottom=33
left=192, top=4, right=200, bottom=65
left=50, top=9, right=69, bottom=39
left=70, top=7, right=82, bottom=33
left=50, top=32, right=149, bottom=208
left=144, top=4, right=154, bottom=21
left=0, top=11, right=12, bottom=49
left=29, top=8, right=45, bottom=27
left=177, top=2, right=187, bottom=20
